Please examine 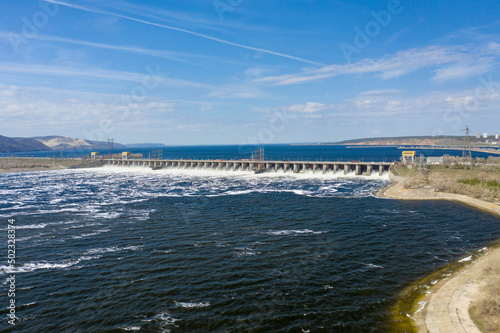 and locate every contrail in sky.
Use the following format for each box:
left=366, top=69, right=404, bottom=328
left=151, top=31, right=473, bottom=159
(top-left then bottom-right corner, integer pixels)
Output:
left=43, top=0, right=324, bottom=66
